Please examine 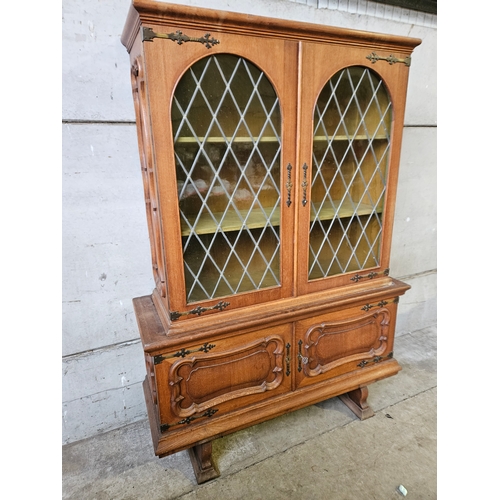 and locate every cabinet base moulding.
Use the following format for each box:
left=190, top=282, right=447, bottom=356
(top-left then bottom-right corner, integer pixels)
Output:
left=142, top=357, right=401, bottom=461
